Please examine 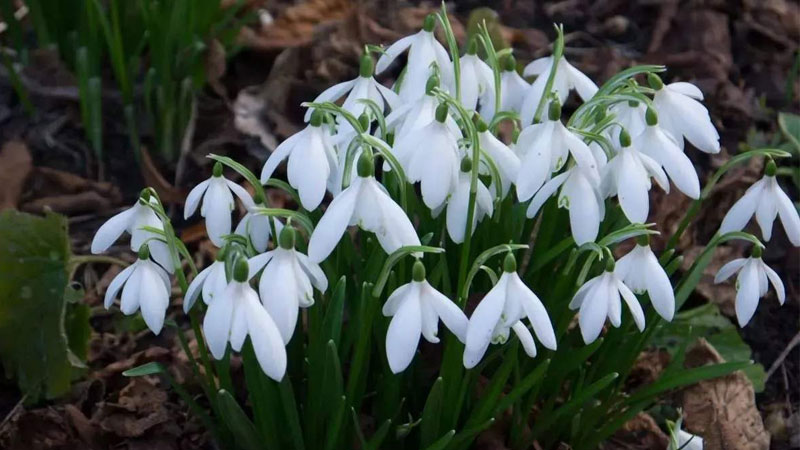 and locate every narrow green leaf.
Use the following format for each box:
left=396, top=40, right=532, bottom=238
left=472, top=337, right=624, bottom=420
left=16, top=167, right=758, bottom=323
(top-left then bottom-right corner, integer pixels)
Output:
left=420, top=377, right=444, bottom=447
left=366, top=419, right=392, bottom=450
left=123, top=362, right=166, bottom=377
left=423, top=429, right=455, bottom=450
left=494, top=359, right=550, bottom=414
left=217, top=389, right=263, bottom=450
left=530, top=372, right=618, bottom=438
left=624, top=361, right=751, bottom=406
left=279, top=377, right=306, bottom=450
